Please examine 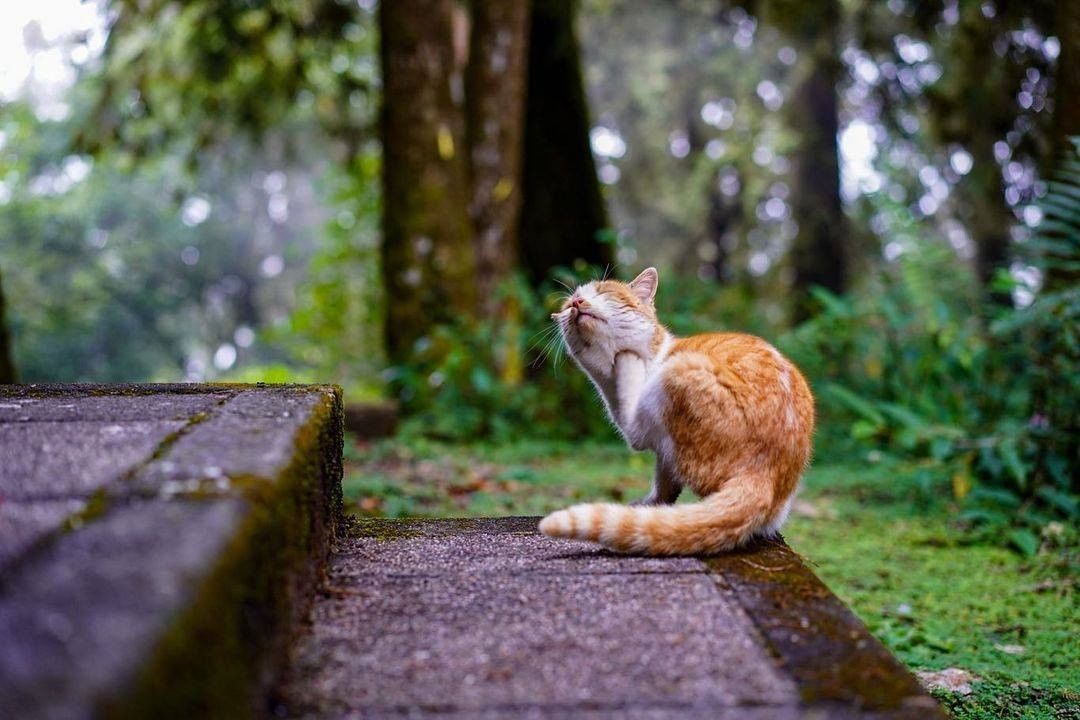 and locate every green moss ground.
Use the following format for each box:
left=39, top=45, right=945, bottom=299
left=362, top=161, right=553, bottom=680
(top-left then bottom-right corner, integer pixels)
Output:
left=342, top=436, right=1078, bottom=719
left=786, top=461, right=1078, bottom=720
